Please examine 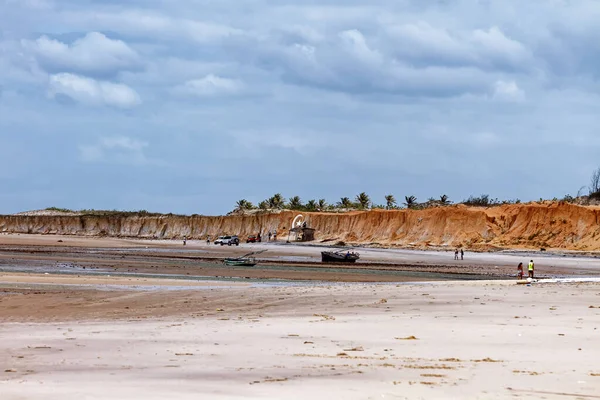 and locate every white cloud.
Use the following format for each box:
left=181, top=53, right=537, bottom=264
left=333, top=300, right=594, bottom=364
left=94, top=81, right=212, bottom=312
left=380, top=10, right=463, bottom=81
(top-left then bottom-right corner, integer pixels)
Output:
left=279, top=37, right=490, bottom=97
left=48, top=73, right=141, bottom=108
left=3, top=0, right=53, bottom=10
left=385, top=23, right=531, bottom=71
left=471, top=27, right=531, bottom=69
left=60, top=11, right=244, bottom=44
left=79, top=136, right=149, bottom=165
left=231, top=129, right=326, bottom=156
left=24, top=32, right=141, bottom=76
left=493, top=80, right=525, bottom=102
left=173, top=74, right=243, bottom=97
left=338, top=29, right=383, bottom=67
left=473, top=131, right=501, bottom=147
